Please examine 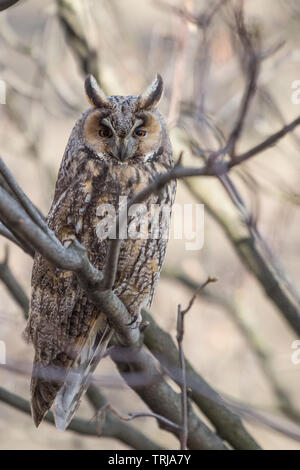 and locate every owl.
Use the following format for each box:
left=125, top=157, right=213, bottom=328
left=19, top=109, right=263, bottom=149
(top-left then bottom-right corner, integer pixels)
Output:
left=25, top=74, right=176, bottom=431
